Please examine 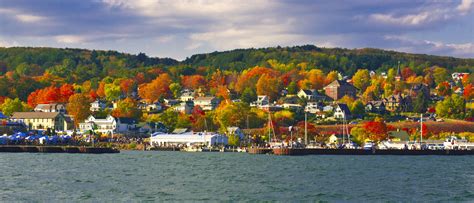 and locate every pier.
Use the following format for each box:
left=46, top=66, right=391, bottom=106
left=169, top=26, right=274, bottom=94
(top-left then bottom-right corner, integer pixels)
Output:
left=272, top=148, right=474, bottom=156
left=0, top=145, right=120, bottom=154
